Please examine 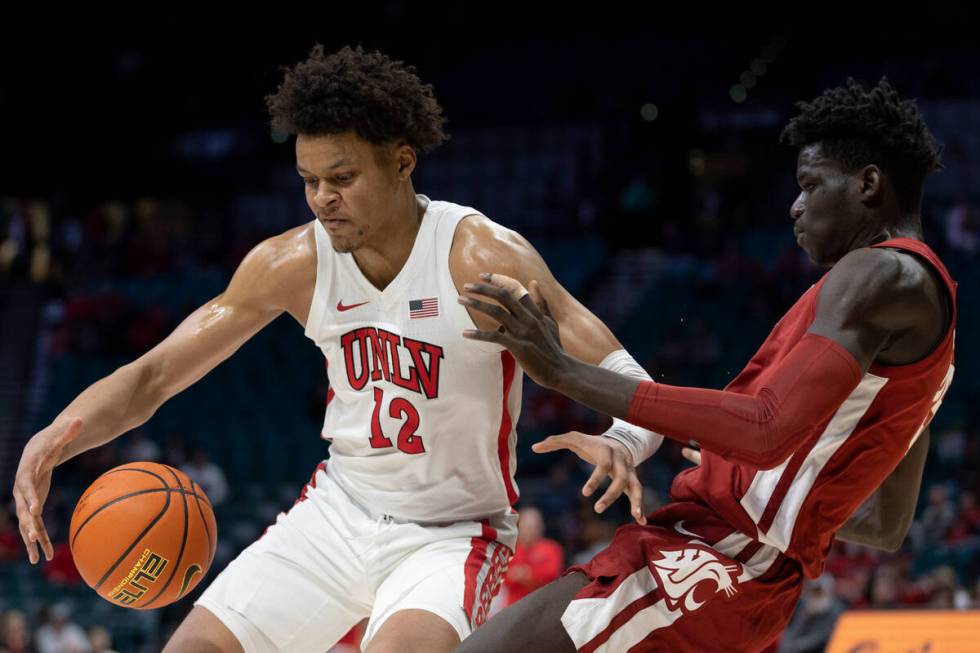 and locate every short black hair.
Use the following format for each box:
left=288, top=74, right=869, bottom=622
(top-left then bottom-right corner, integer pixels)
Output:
left=780, top=77, right=943, bottom=213
left=265, top=43, right=450, bottom=154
